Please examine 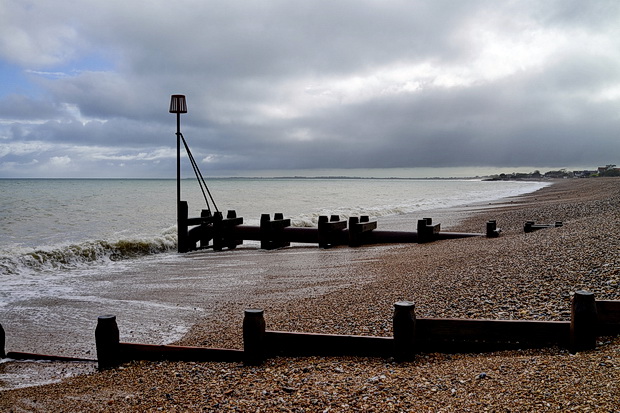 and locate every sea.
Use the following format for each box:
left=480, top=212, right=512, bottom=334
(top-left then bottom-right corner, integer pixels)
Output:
left=0, top=178, right=550, bottom=277
left=0, top=177, right=549, bottom=388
